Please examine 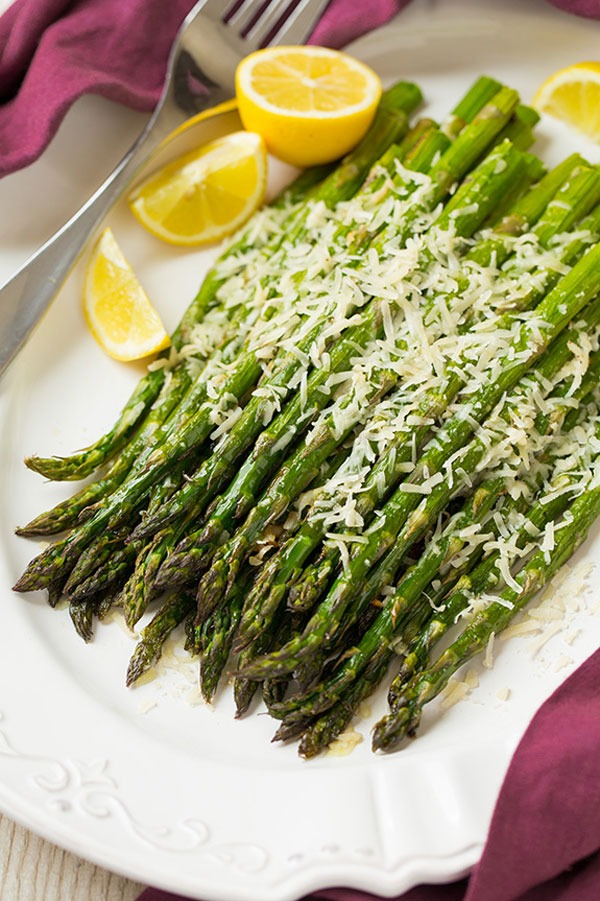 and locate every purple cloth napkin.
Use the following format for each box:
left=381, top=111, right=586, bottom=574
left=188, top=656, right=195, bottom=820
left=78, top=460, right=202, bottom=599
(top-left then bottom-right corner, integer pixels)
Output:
left=0, top=0, right=413, bottom=177
left=546, top=0, right=600, bottom=13
left=1, top=0, right=599, bottom=176
left=137, top=646, right=600, bottom=901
